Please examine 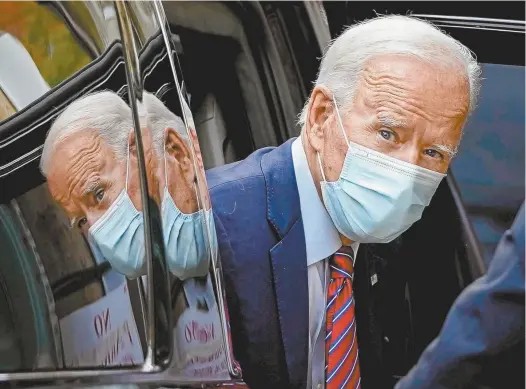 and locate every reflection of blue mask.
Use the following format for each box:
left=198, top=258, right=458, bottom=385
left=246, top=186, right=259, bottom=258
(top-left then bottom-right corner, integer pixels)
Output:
left=88, top=148, right=145, bottom=278
left=161, top=152, right=211, bottom=280
left=86, top=238, right=126, bottom=292
left=318, top=99, right=446, bottom=243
